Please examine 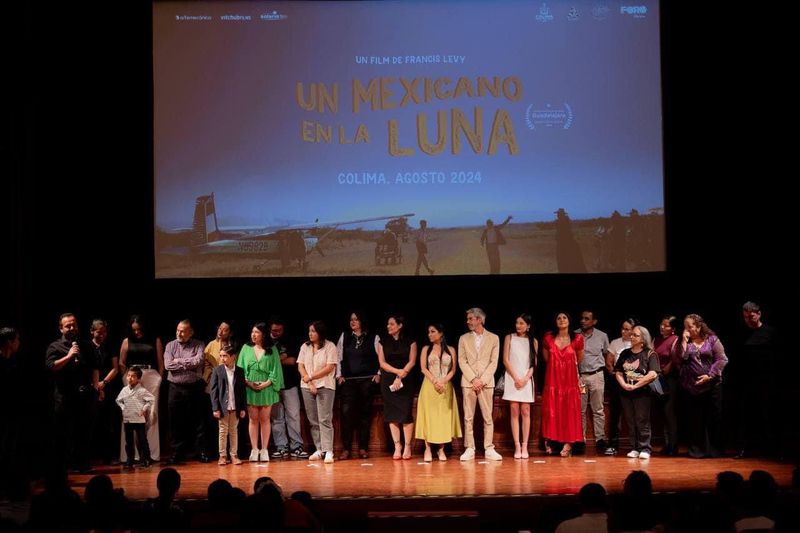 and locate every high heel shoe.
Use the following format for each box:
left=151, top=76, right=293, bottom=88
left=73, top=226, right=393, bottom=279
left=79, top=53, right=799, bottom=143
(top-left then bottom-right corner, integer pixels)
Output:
left=393, top=441, right=402, bottom=460
left=560, top=445, right=572, bottom=457
left=544, top=442, right=553, bottom=455
left=423, top=449, right=432, bottom=462
left=437, top=448, right=447, bottom=461
left=521, top=448, right=529, bottom=459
